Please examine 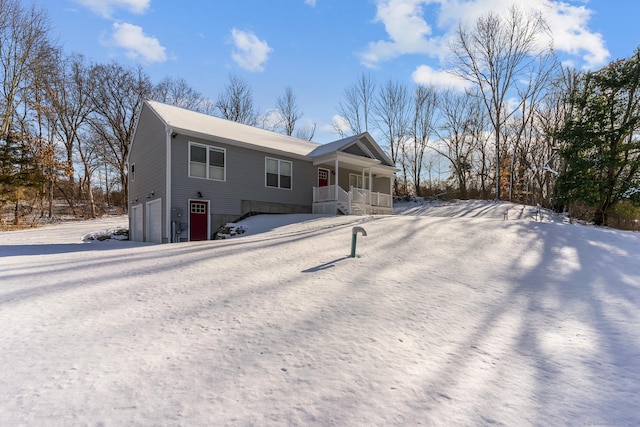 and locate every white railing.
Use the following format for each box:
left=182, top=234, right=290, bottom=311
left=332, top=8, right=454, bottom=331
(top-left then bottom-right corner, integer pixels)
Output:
left=350, top=186, right=369, bottom=214
left=350, top=186, right=369, bottom=204
left=371, top=192, right=392, bottom=208
left=313, top=185, right=393, bottom=214
left=337, top=185, right=349, bottom=206
left=313, top=185, right=336, bottom=202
